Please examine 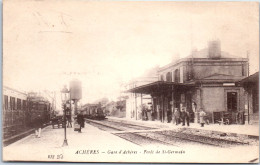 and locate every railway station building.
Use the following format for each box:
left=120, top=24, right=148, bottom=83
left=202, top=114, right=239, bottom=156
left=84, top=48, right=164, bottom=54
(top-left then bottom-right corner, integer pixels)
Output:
left=124, top=67, right=158, bottom=120
left=128, top=41, right=249, bottom=124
